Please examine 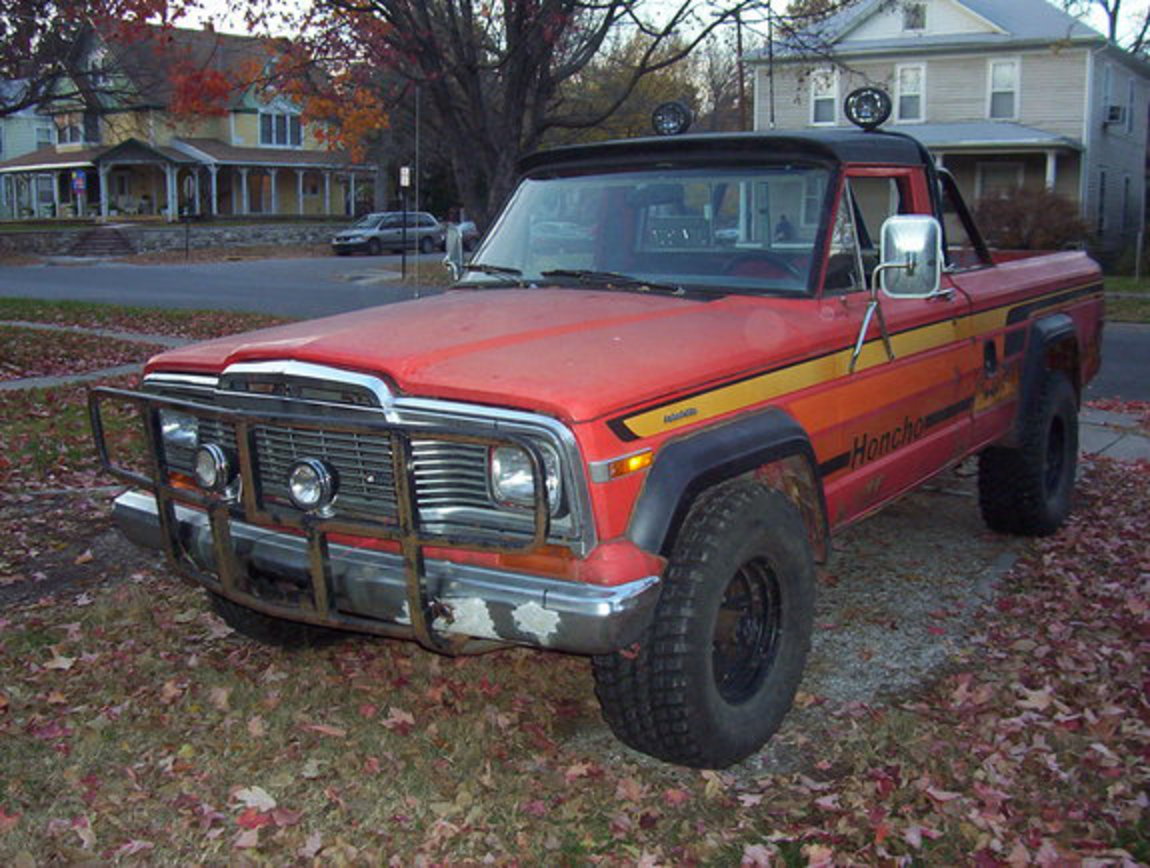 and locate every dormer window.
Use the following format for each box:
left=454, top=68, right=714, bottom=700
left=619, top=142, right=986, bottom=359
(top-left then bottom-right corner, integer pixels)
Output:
left=260, top=111, right=302, bottom=147
left=903, top=2, right=926, bottom=31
